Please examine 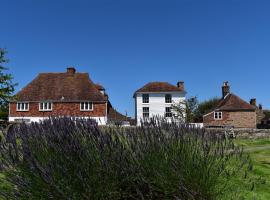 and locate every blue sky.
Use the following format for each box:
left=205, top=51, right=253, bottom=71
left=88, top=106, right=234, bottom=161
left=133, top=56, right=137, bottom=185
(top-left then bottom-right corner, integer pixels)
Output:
left=1, top=0, right=270, bottom=117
